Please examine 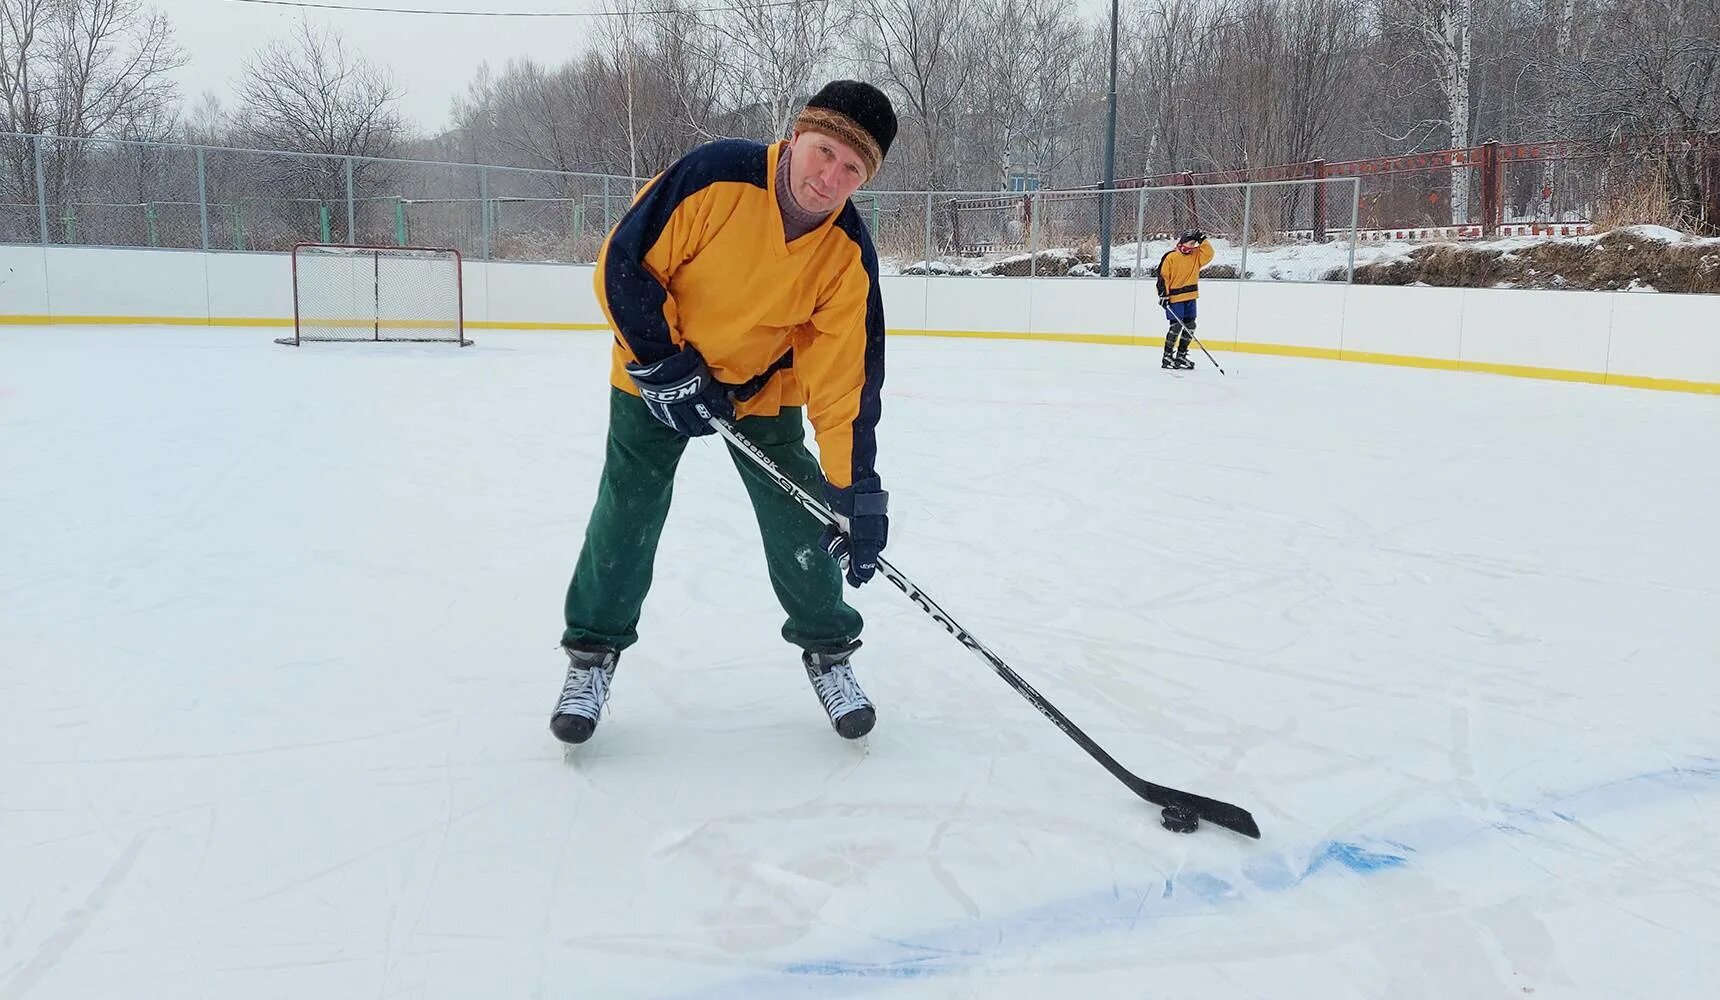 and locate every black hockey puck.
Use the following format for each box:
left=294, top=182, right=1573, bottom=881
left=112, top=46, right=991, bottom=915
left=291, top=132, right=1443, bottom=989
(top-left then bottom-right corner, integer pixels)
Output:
left=1160, top=804, right=1199, bottom=834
